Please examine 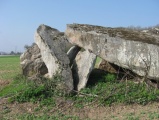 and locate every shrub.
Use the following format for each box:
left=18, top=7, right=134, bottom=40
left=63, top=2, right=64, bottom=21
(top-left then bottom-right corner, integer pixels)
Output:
left=13, top=74, right=66, bottom=103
